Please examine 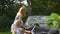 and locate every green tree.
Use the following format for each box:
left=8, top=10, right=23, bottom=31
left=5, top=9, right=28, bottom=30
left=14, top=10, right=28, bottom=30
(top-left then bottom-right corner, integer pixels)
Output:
left=0, top=14, right=13, bottom=31
left=46, top=13, right=60, bottom=34
left=31, top=0, right=60, bottom=15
